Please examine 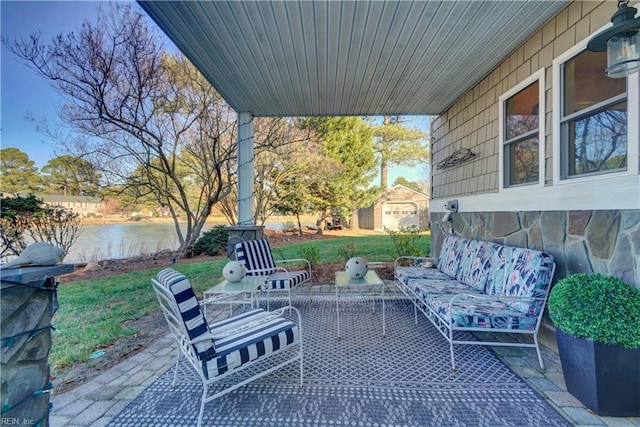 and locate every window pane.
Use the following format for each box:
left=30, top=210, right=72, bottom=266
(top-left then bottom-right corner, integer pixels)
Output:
left=507, top=136, right=539, bottom=185
left=505, top=81, right=539, bottom=140
left=567, top=102, right=627, bottom=176
left=564, top=50, right=626, bottom=116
